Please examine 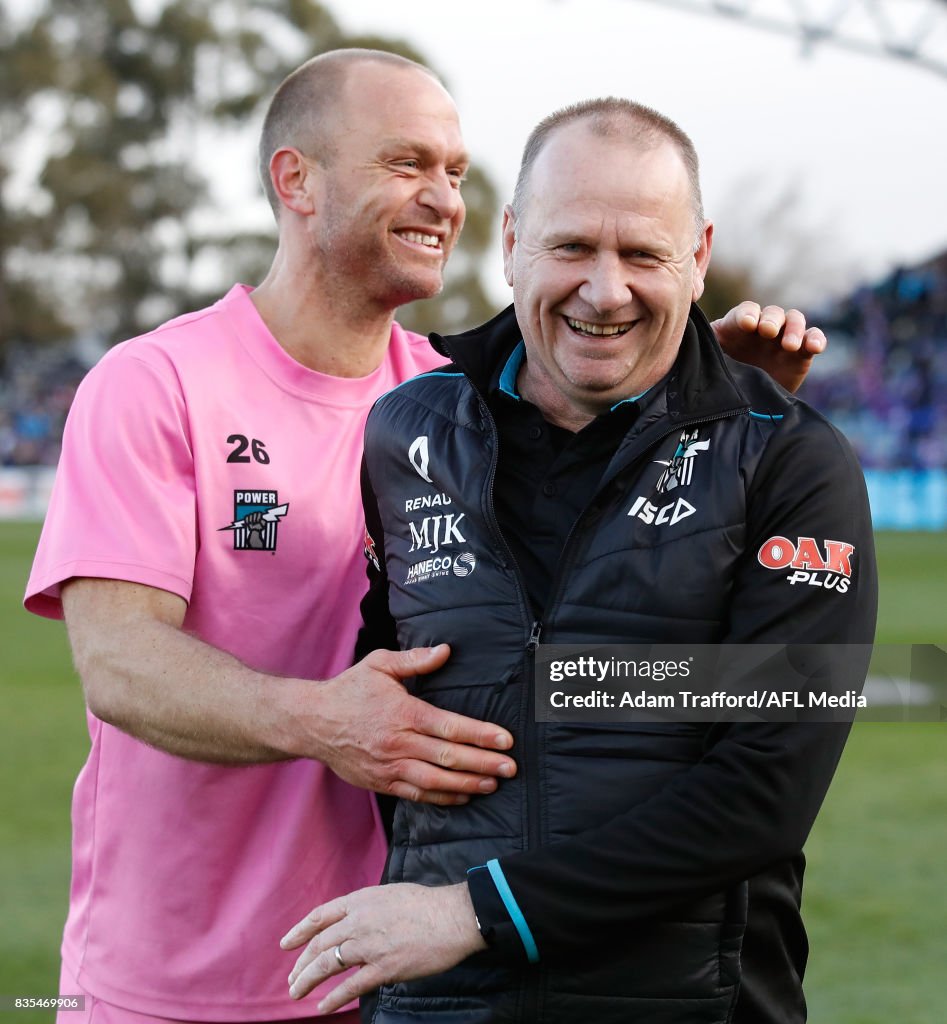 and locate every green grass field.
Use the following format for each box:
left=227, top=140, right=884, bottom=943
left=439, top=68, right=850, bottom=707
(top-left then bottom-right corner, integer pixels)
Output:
left=0, top=522, right=944, bottom=1021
